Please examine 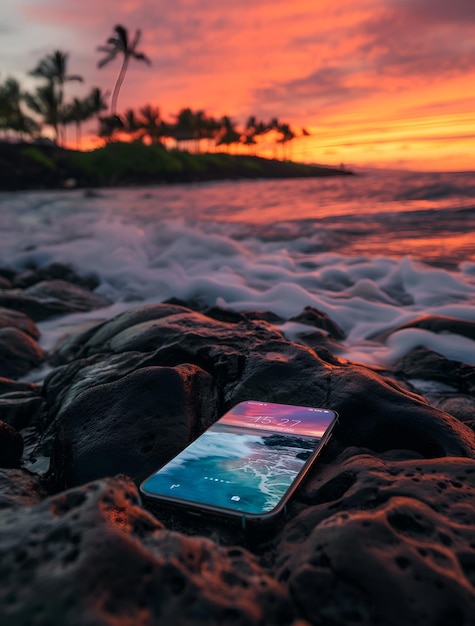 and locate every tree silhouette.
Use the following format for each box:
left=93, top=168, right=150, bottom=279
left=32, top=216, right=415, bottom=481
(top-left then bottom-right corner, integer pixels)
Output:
left=29, top=50, right=83, bottom=144
left=137, top=105, right=164, bottom=145
left=30, top=50, right=83, bottom=105
left=24, top=83, right=61, bottom=142
left=0, top=77, right=39, bottom=139
left=97, top=25, right=151, bottom=115
left=216, top=116, right=241, bottom=153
